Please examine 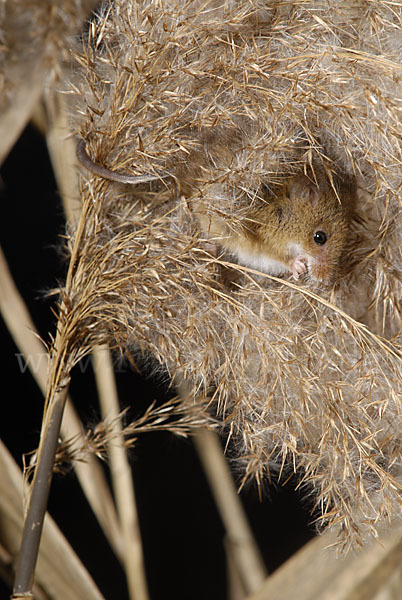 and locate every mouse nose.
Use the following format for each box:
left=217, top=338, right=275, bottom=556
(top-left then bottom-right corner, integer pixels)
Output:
left=310, top=260, right=333, bottom=284
left=307, top=248, right=333, bottom=283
